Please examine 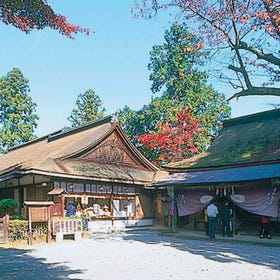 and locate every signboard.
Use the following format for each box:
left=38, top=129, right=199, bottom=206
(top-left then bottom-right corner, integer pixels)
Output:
left=29, top=206, right=48, bottom=222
